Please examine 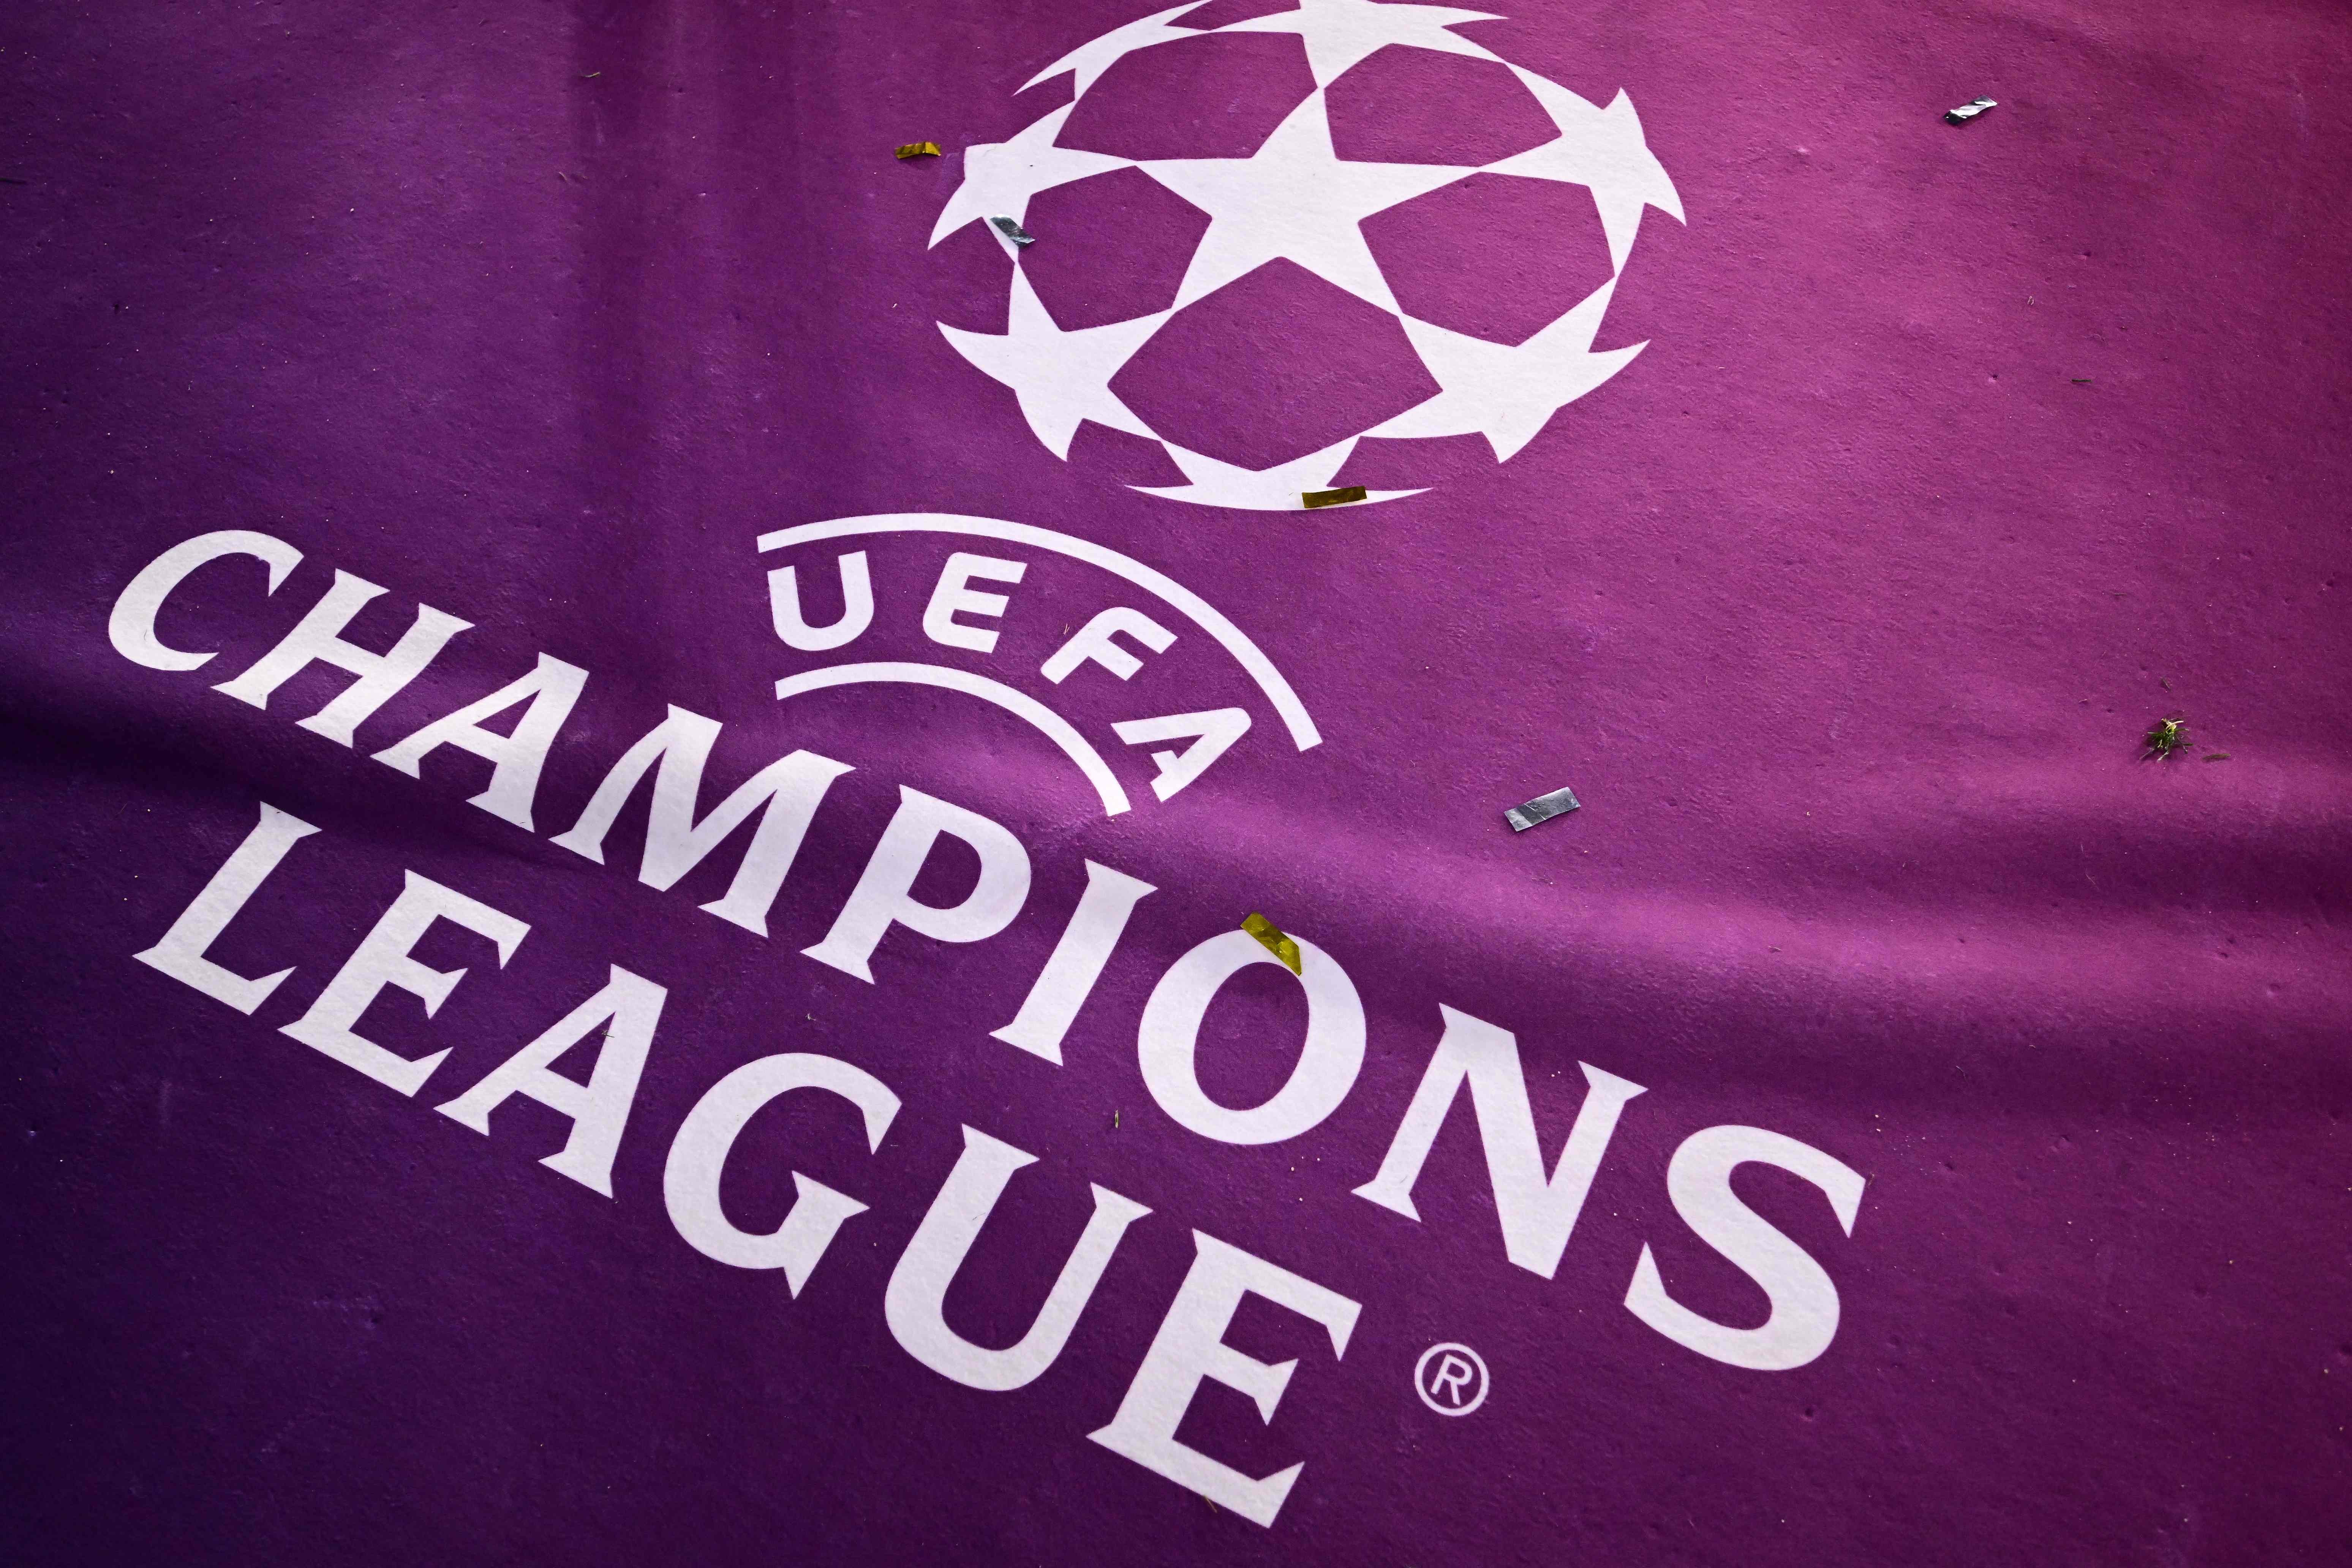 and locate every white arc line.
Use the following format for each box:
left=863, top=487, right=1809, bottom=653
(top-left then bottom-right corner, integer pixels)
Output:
left=773, top=661, right=1133, bottom=817
left=754, top=514, right=1321, bottom=751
